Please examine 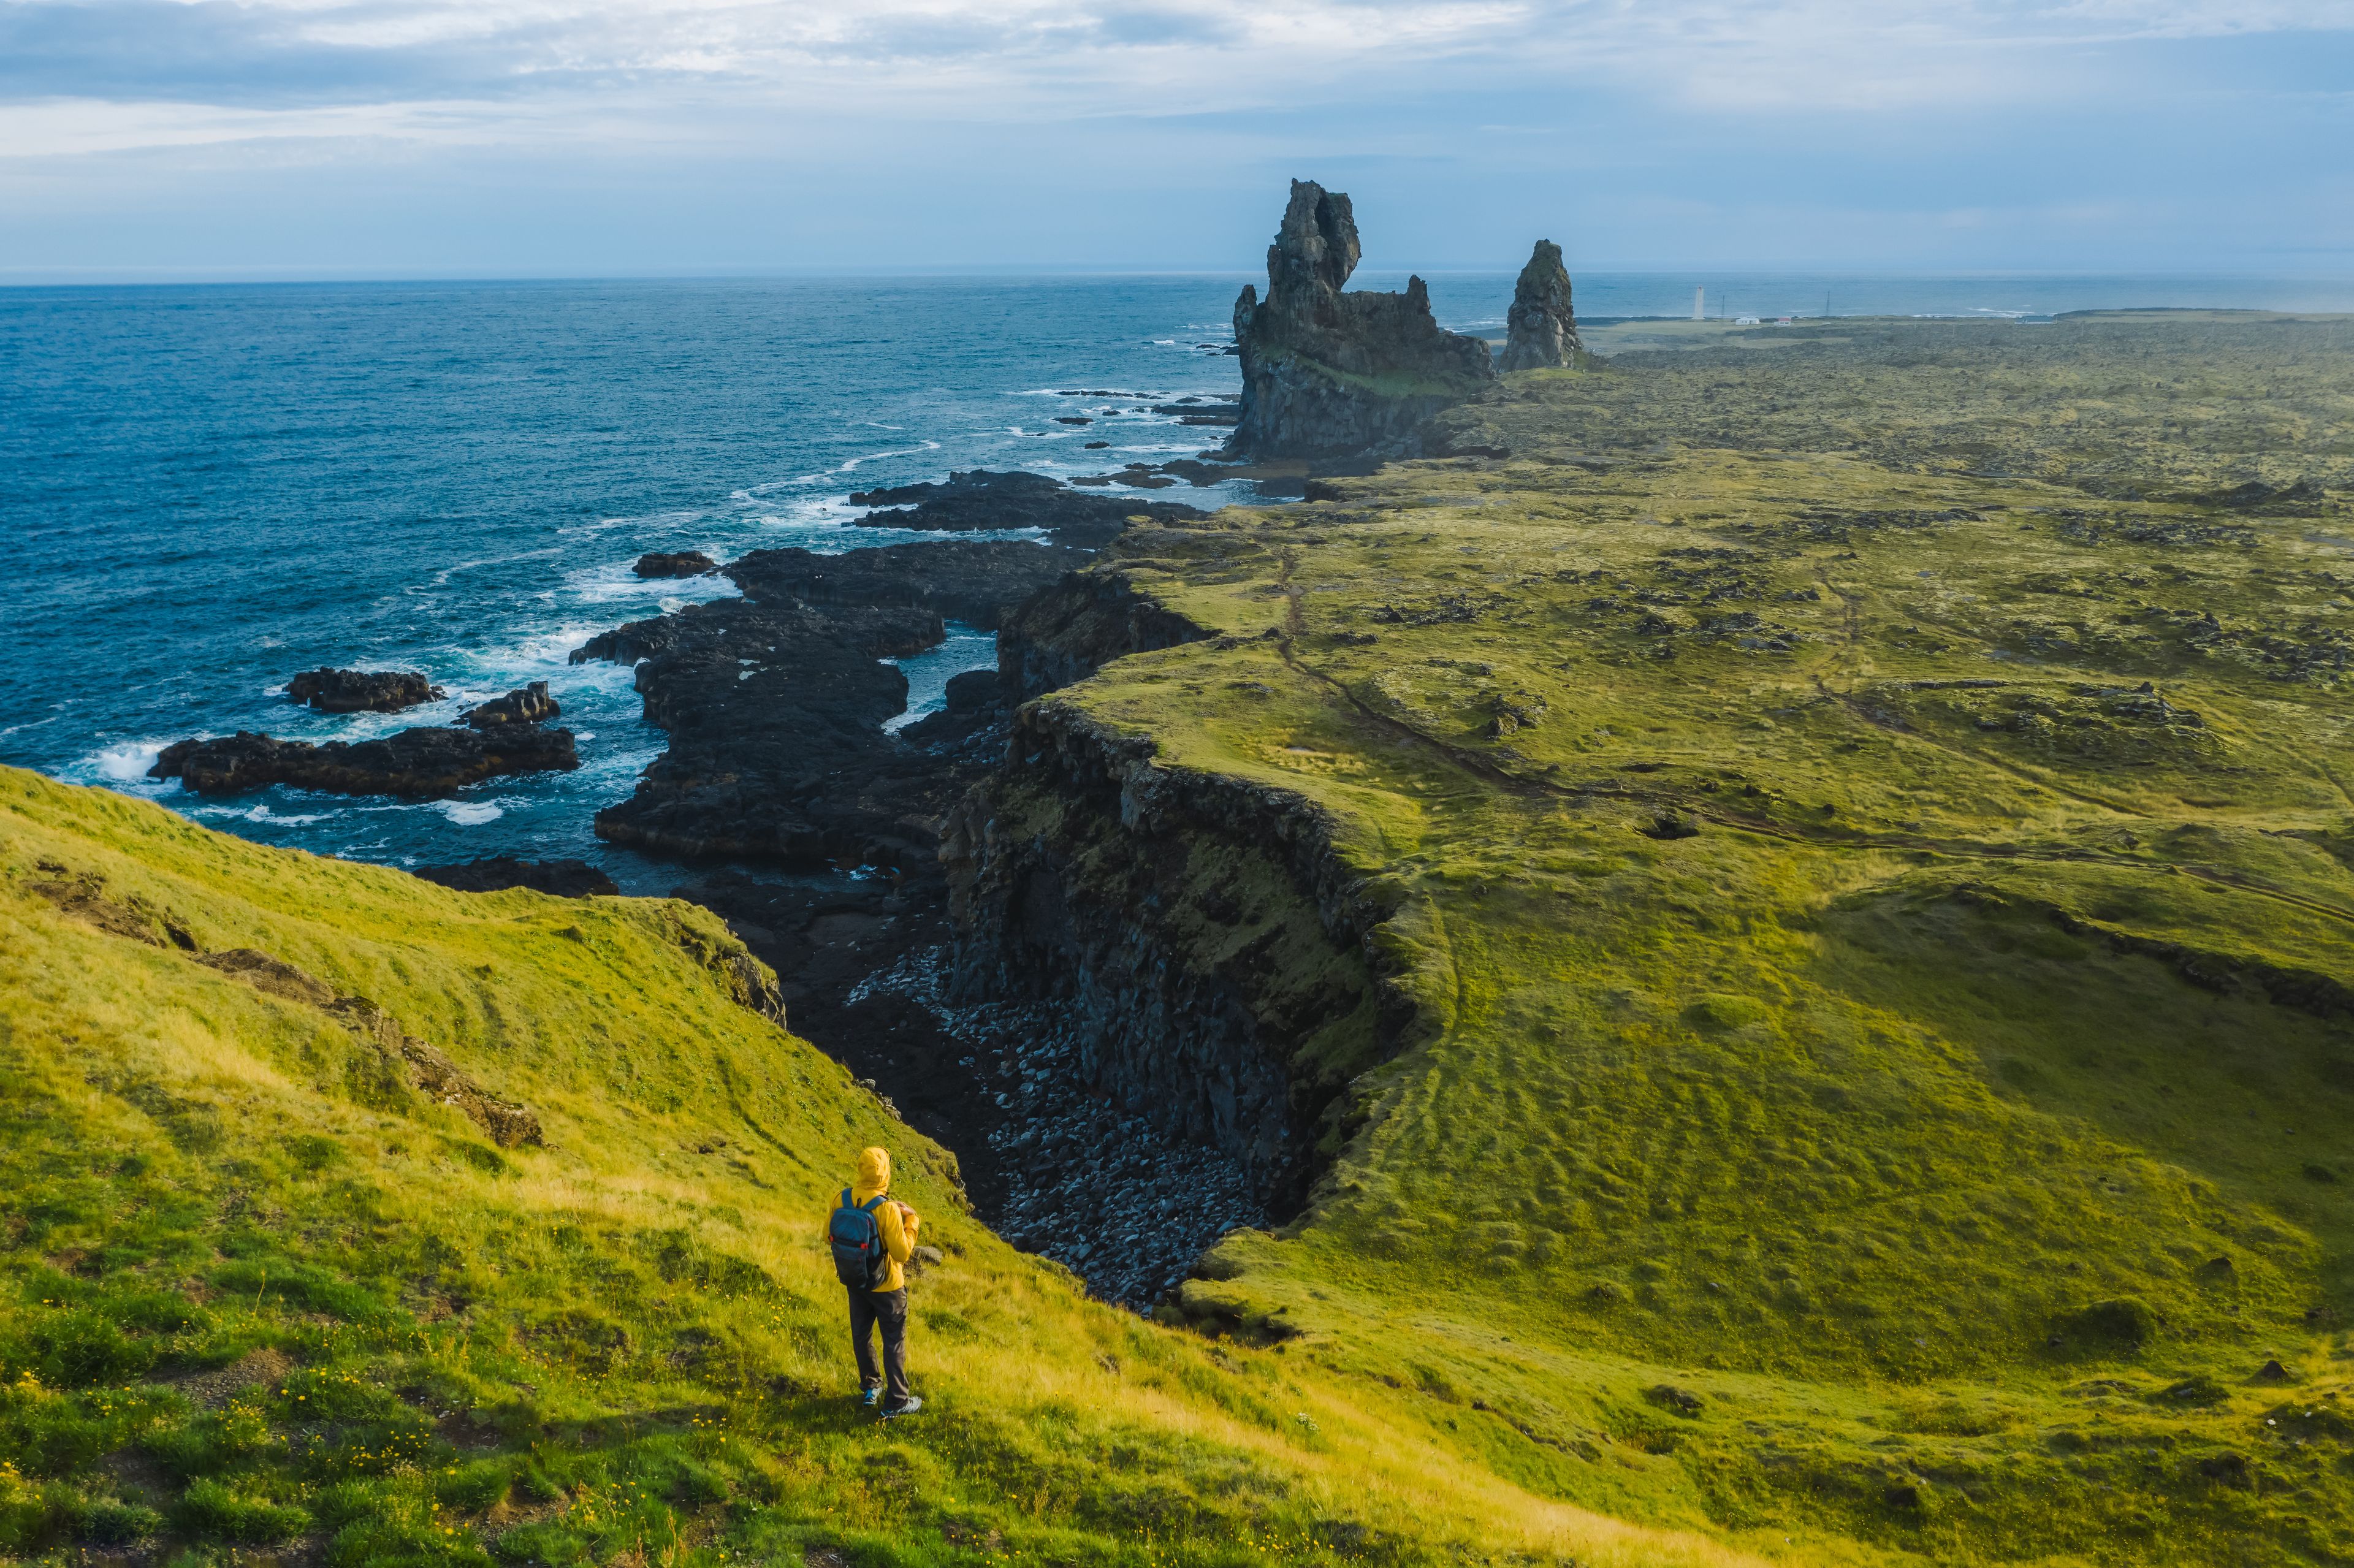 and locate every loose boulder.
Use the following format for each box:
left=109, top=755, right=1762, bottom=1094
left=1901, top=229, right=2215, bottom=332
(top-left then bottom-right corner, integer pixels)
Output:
left=461, top=681, right=560, bottom=729
left=634, top=551, right=718, bottom=578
